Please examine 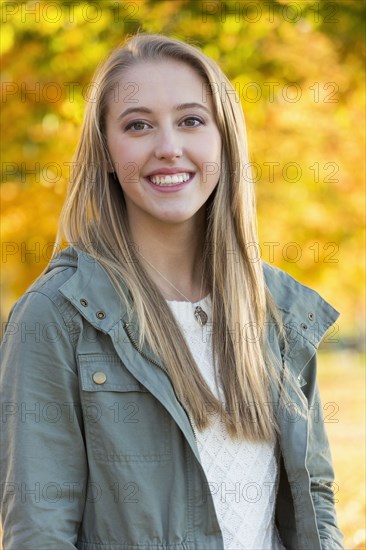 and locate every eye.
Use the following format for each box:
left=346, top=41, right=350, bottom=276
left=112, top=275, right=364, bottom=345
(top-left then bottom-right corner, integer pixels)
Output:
left=181, top=116, right=205, bottom=127
left=124, top=120, right=150, bottom=132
